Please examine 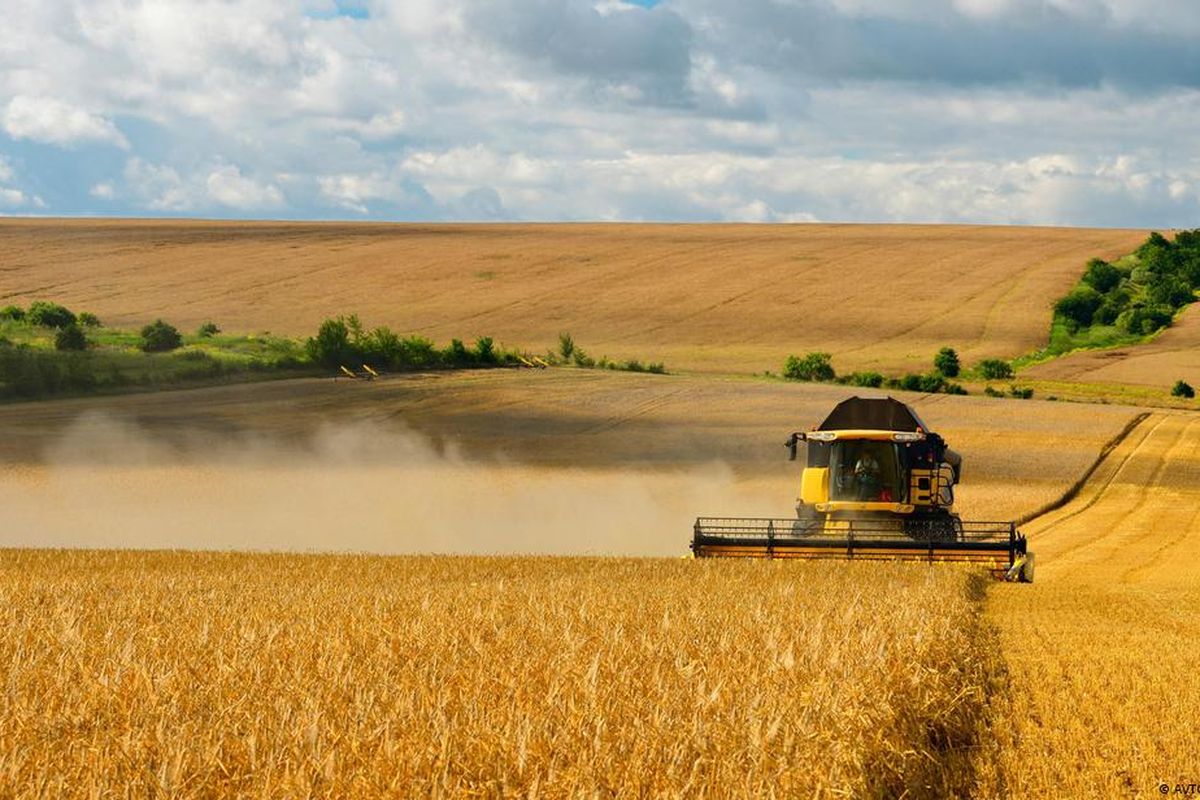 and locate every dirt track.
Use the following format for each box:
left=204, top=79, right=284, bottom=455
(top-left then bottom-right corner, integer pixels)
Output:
left=0, top=219, right=1145, bottom=374
left=986, top=412, right=1200, bottom=793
